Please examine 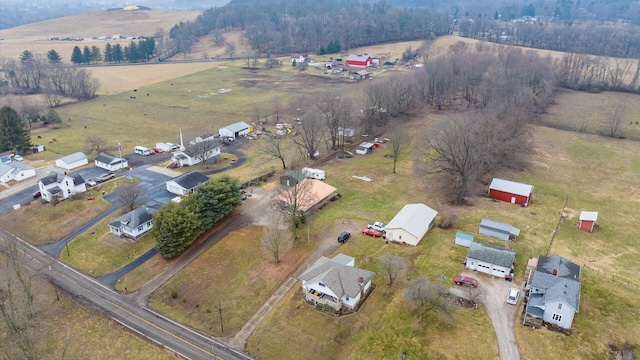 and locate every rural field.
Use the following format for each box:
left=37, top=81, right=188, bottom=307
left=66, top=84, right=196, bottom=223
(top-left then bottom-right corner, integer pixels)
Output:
left=1, top=9, right=640, bottom=360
